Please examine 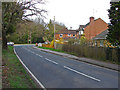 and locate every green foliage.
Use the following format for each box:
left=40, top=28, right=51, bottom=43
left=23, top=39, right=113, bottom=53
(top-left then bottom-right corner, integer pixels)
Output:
left=2, top=2, right=23, bottom=35
left=55, top=23, right=66, bottom=32
left=32, top=37, right=44, bottom=43
left=107, top=1, right=120, bottom=46
left=2, top=2, right=24, bottom=49
left=39, top=46, right=64, bottom=53
left=44, top=20, right=66, bottom=42
left=68, top=39, right=75, bottom=45
left=46, top=19, right=54, bottom=41
left=68, top=39, right=79, bottom=45
left=80, top=36, right=87, bottom=45
left=2, top=46, right=37, bottom=88
left=2, top=1, right=46, bottom=48
left=61, top=44, right=120, bottom=65
left=8, top=20, right=45, bottom=44
left=6, top=24, right=16, bottom=34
